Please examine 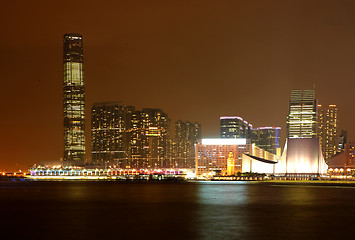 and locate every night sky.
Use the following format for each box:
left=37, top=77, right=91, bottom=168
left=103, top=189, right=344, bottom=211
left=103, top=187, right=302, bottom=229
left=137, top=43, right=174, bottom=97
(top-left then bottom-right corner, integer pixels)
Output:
left=1, top=0, right=355, bottom=171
